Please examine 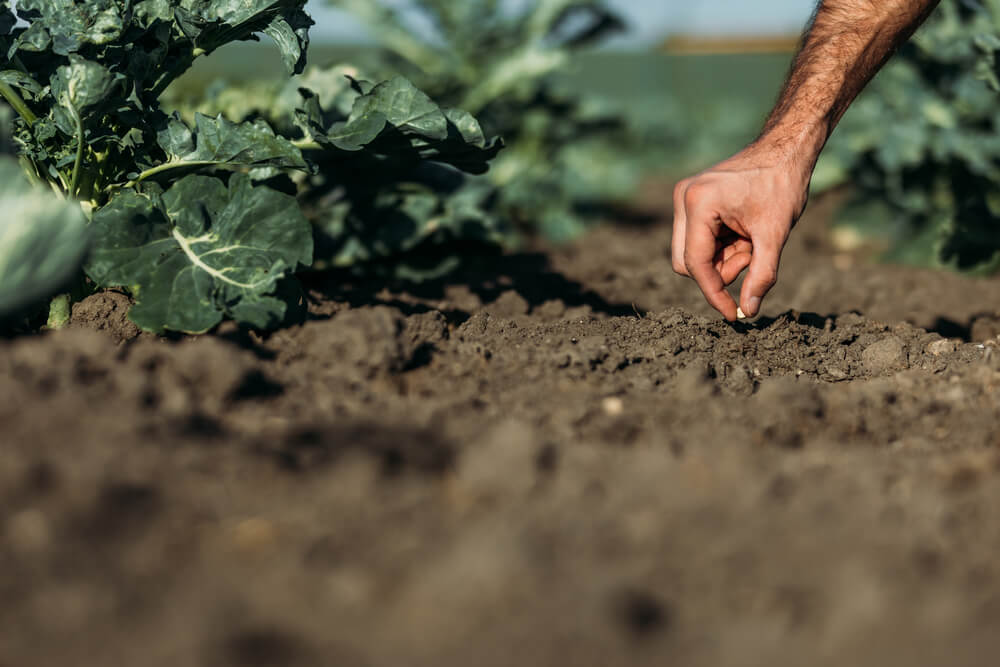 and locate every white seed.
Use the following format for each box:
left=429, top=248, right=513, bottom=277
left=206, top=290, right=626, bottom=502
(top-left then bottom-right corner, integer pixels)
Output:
left=737, top=307, right=747, bottom=319
left=602, top=397, right=624, bottom=416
